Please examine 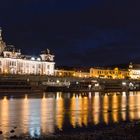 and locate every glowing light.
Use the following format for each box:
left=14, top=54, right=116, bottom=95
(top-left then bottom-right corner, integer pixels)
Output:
left=122, top=92, right=126, bottom=96
left=31, top=57, right=35, bottom=60
left=22, top=95, right=29, bottom=133
left=95, top=92, right=99, bottom=96
left=122, top=82, right=126, bottom=86
left=129, top=93, right=136, bottom=120
left=42, top=93, right=46, bottom=101
left=88, top=84, right=91, bottom=89
left=103, top=95, right=109, bottom=124
left=70, top=95, right=77, bottom=128
left=89, top=92, right=91, bottom=98
left=136, top=93, right=140, bottom=119
left=41, top=93, right=54, bottom=134
left=37, top=58, right=41, bottom=61
left=24, top=94, right=28, bottom=101
left=82, top=97, right=88, bottom=126
left=95, top=83, right=99, bottom=87
left=70, top=94, right=83, bottom=127
left=4, top=69, right=8, bottom=73
left=112, top=94, right=119, bottom=123
left=93, top=93, right=100, bottom=124
left=121, top=94, right=127, bottom=121
left=3, top=96, right=7, bottom=101
left=55, top=93, right=64, bottom=130
left=1, top=96, right=9, bottom=137
left=41, top=96, right=55, bottom=134
left=59, top=72, right=62, bottom=76
left=129, top=82, right=134, bottom=87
